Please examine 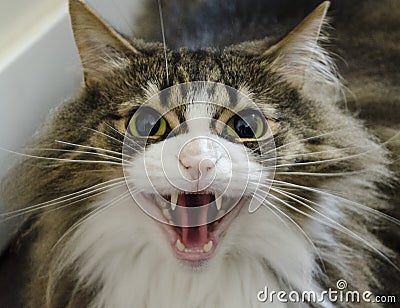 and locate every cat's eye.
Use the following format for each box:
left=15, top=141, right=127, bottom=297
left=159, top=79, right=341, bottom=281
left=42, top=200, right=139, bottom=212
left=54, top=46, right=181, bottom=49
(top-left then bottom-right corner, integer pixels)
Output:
left=127, top=108, right=168, bottom=138
left=226, top=110, right=267, bottom=140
